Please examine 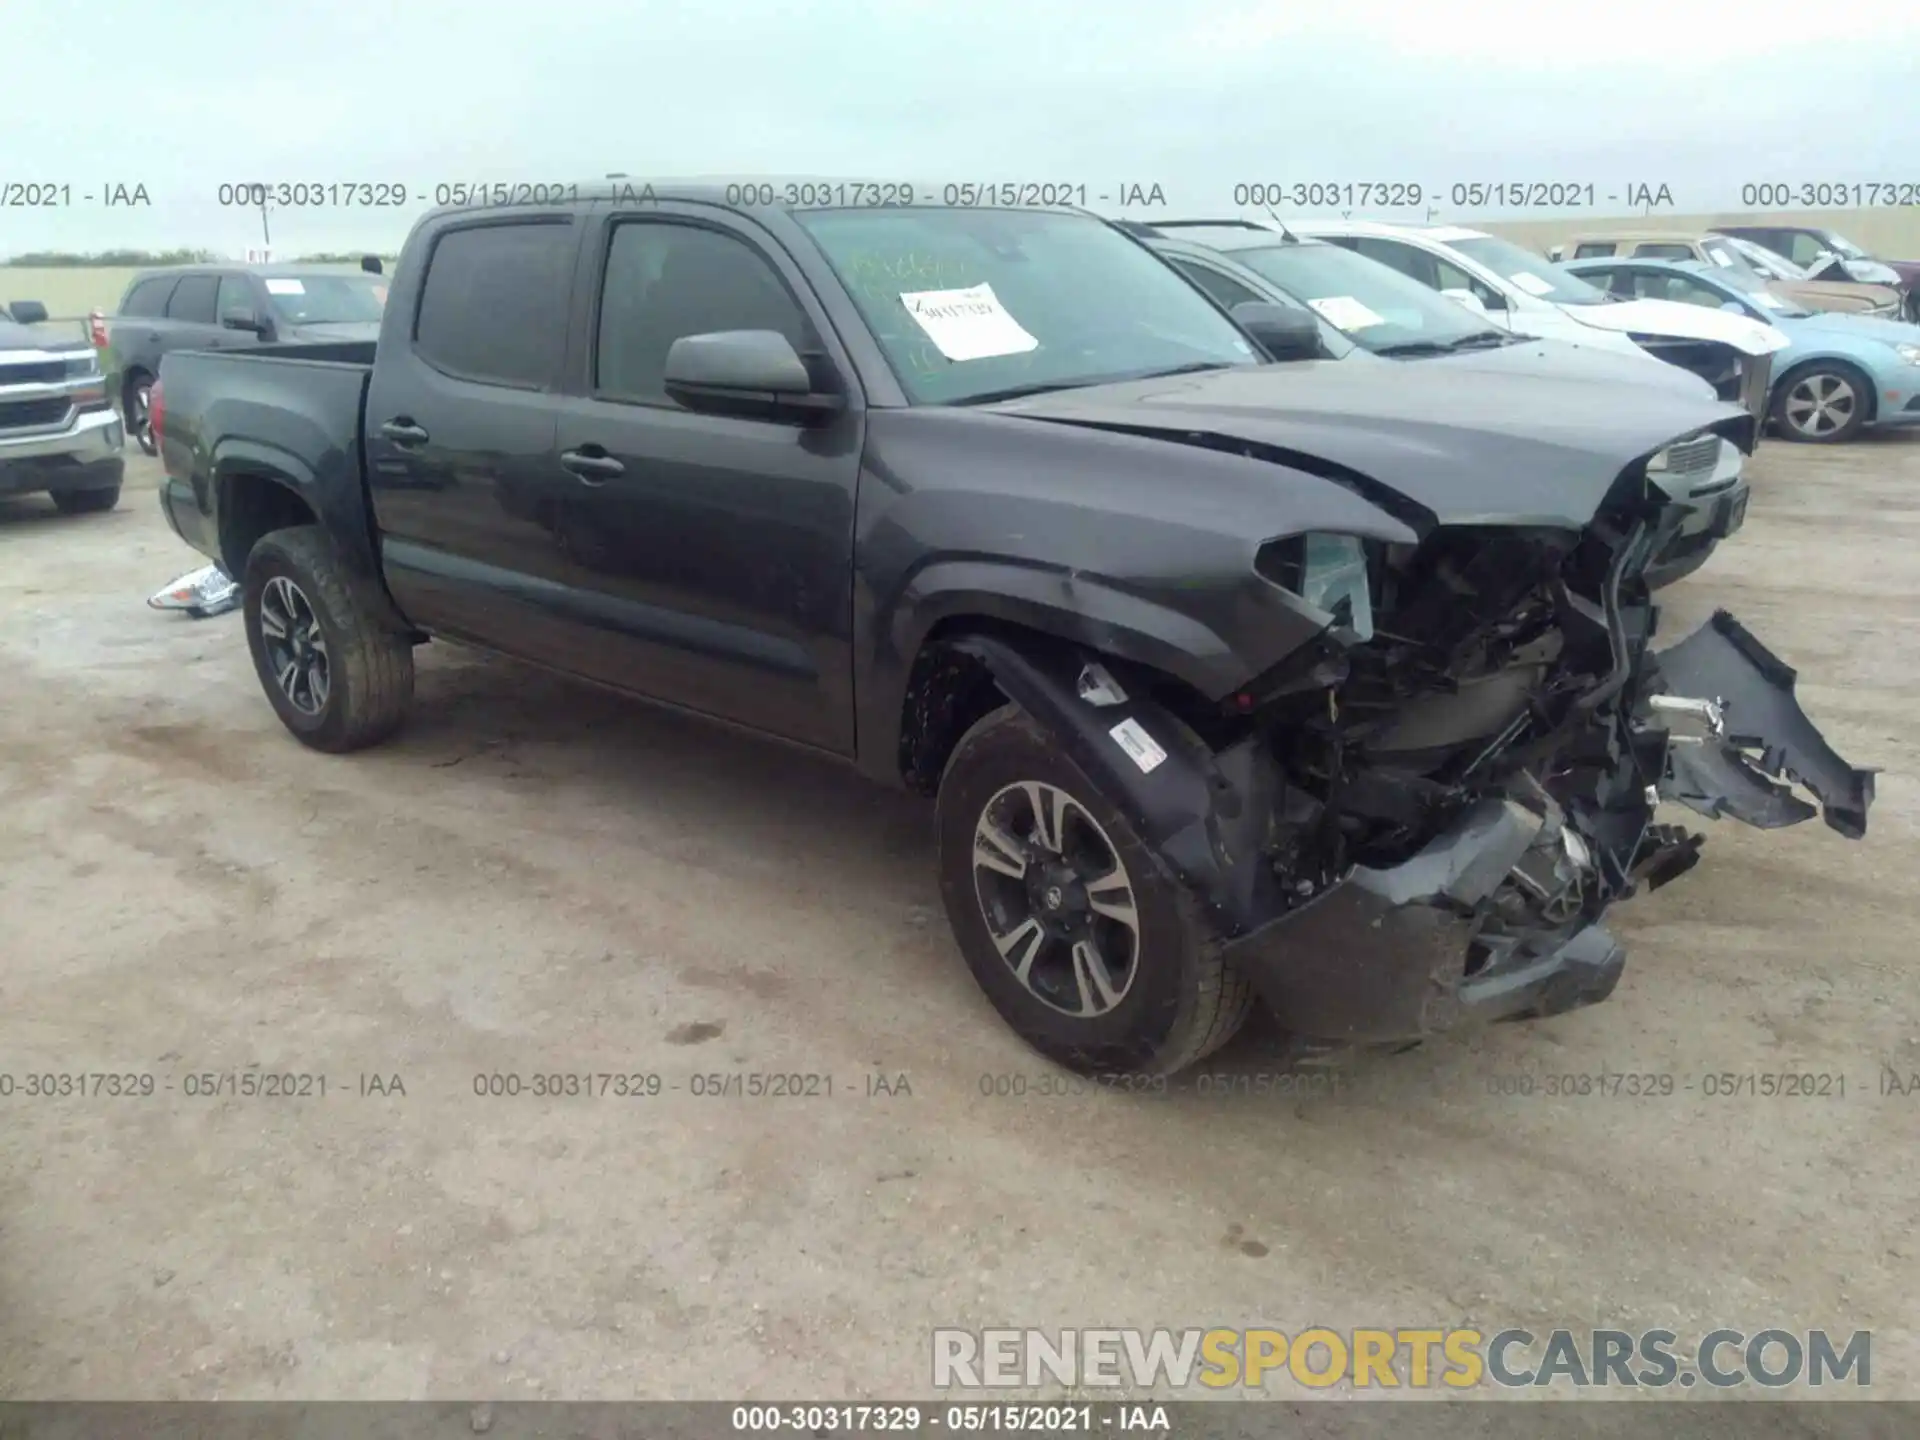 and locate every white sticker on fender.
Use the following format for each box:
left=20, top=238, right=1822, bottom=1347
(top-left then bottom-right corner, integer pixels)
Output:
left=1109, top=718, right=1168, bottom=774
left=898, top=282, right=1038, bottom=362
